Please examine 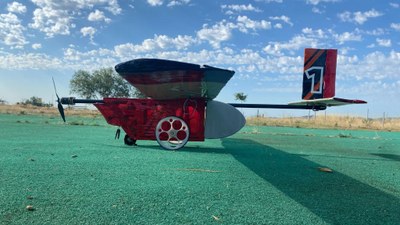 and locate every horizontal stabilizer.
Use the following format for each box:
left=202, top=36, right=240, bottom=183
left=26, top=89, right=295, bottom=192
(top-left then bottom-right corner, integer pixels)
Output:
left=289, top=97, right=367, bottom=107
